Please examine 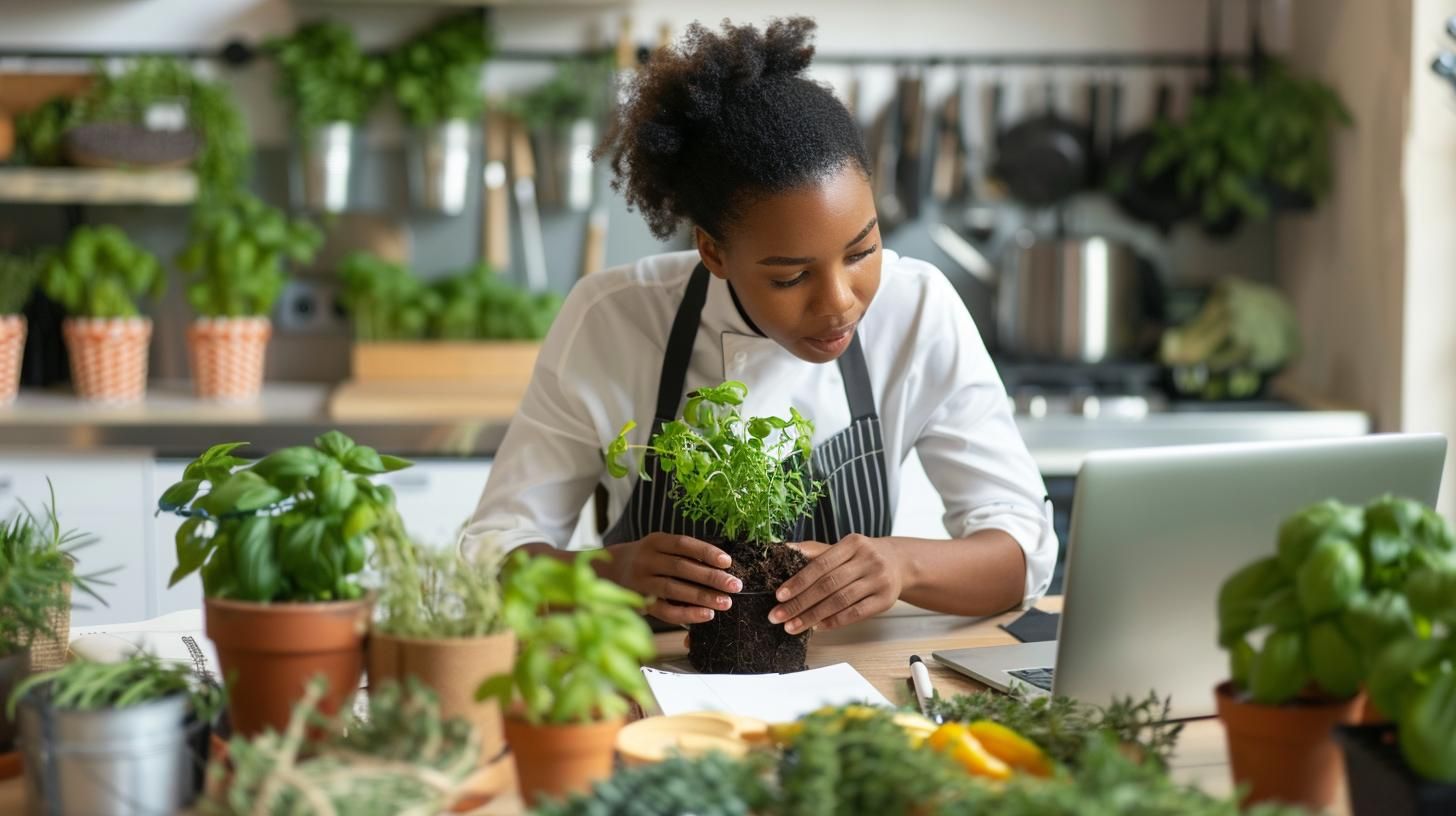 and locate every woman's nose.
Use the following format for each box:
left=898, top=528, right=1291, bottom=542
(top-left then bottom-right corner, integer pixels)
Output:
left=815, top=267, right=857, bottom=317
